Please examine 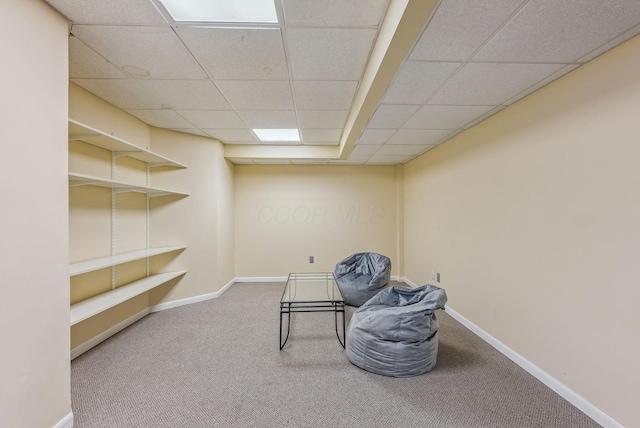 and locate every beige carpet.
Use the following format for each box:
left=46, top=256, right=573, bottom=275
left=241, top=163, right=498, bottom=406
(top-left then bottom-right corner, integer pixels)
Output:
left=71, top=282, right=601, bottom=427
